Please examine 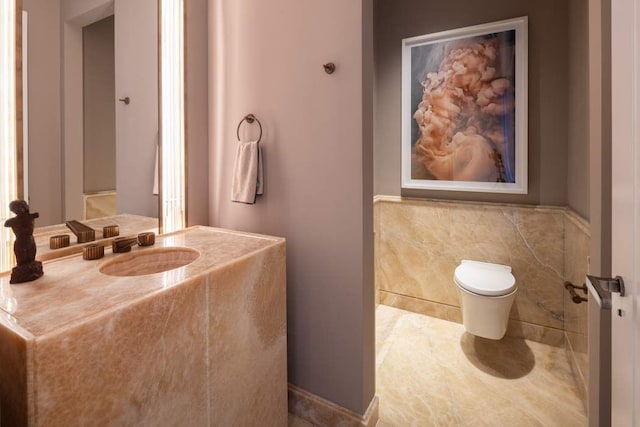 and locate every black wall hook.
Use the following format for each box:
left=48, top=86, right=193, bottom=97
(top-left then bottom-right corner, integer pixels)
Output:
left=323, top=63, right=336, bottom=74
